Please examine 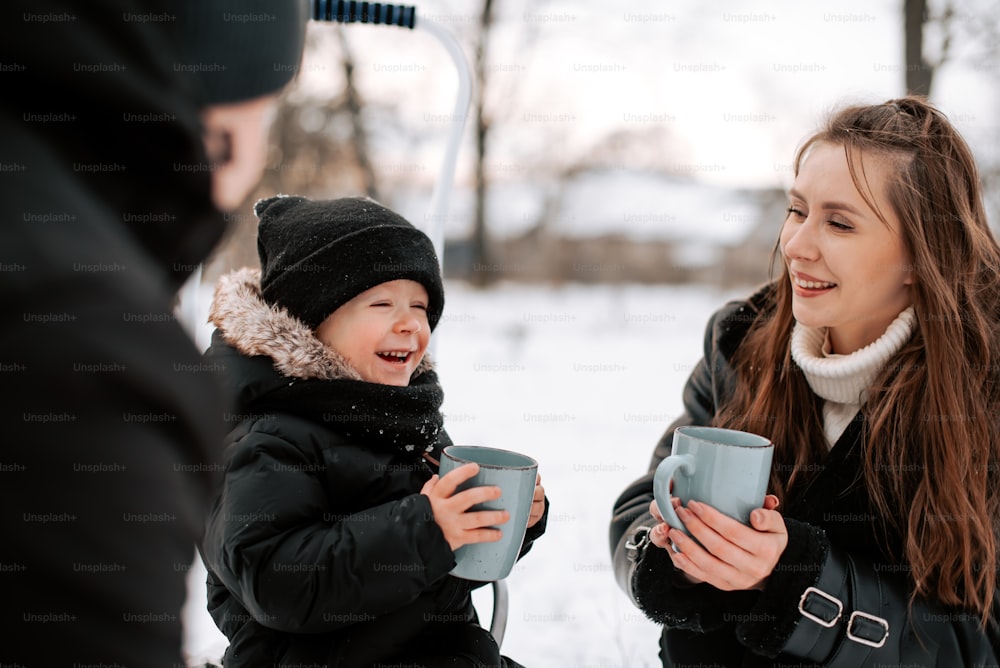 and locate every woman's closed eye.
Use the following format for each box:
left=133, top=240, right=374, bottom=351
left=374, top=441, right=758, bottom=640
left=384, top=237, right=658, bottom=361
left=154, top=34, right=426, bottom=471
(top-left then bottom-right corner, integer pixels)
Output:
left=786, top=206, right=854, bottom=232
left=827, top=217, right=854, bottom=231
